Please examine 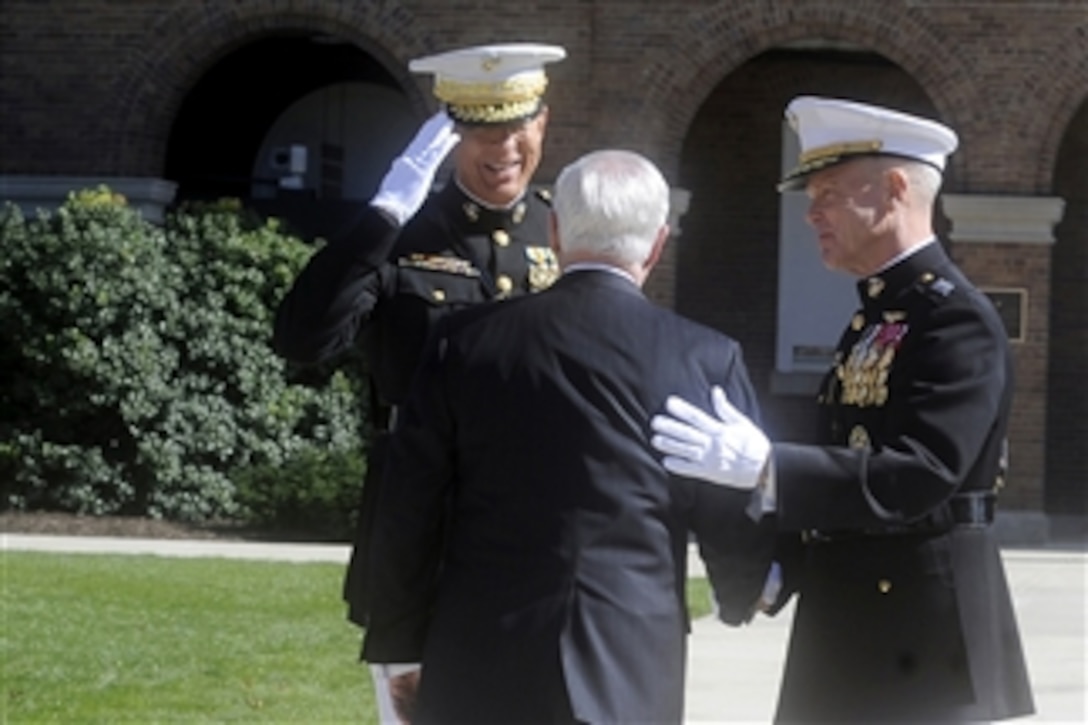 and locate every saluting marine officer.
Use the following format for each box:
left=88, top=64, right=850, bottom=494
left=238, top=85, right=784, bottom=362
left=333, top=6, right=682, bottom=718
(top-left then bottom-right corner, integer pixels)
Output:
left=651, top=97, right=1034, bottom=722
left=272, top=43, right=567, bottom=631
